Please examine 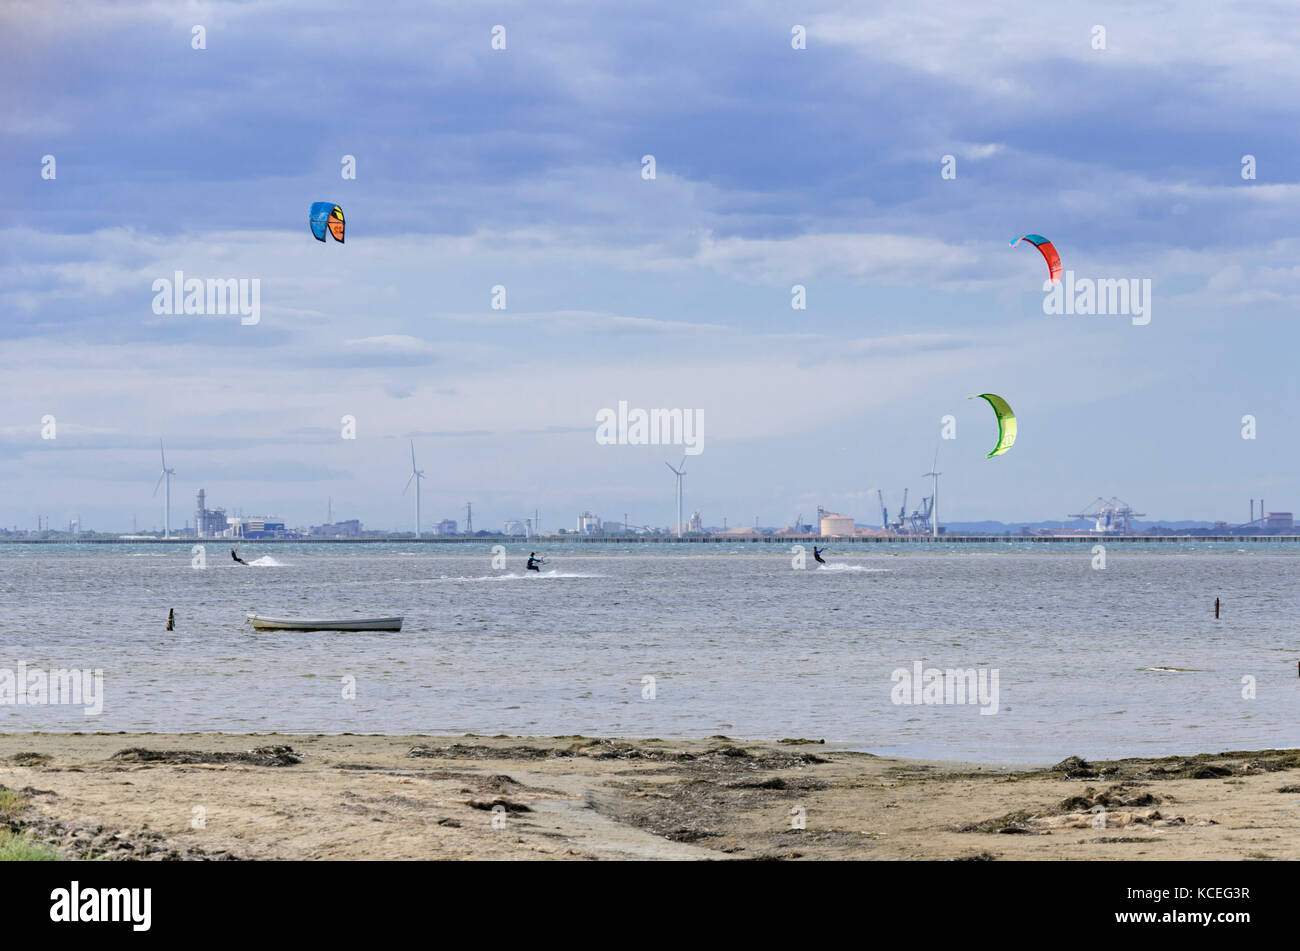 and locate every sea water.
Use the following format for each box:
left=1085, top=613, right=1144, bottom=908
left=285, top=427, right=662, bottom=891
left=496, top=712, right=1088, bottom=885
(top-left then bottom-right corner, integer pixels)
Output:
left=0, top=541, right=1295, bottom=764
